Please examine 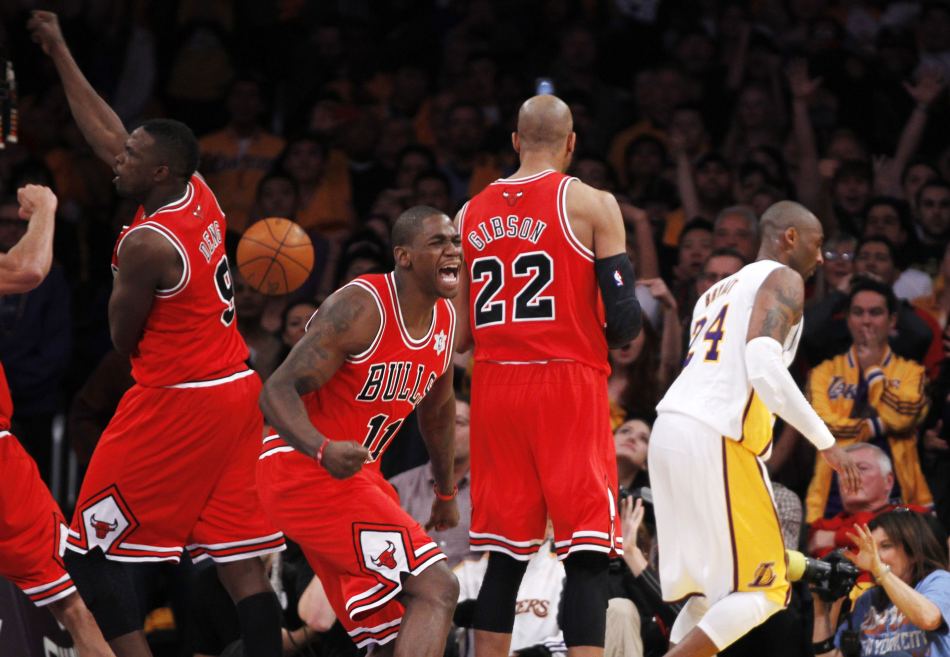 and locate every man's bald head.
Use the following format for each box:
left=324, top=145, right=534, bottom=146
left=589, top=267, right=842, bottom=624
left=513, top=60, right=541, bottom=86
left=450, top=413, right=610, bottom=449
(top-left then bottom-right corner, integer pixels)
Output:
left=516, top=95, right=573, bottom=151
left=759, top=200, right=821, bottom=240
left=759, top=200, right=825, bottom=278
